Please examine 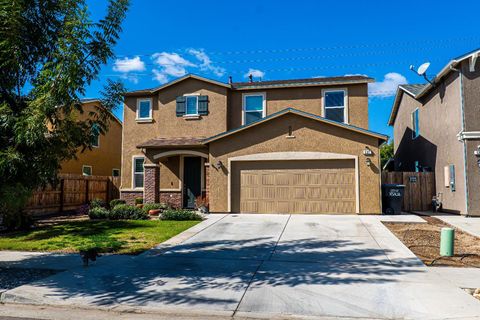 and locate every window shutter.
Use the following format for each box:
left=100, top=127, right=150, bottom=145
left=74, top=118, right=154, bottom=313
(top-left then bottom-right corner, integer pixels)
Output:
left=198, top=95, right=209, bottom=115
left=176, top=96, right=186, bottom=116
